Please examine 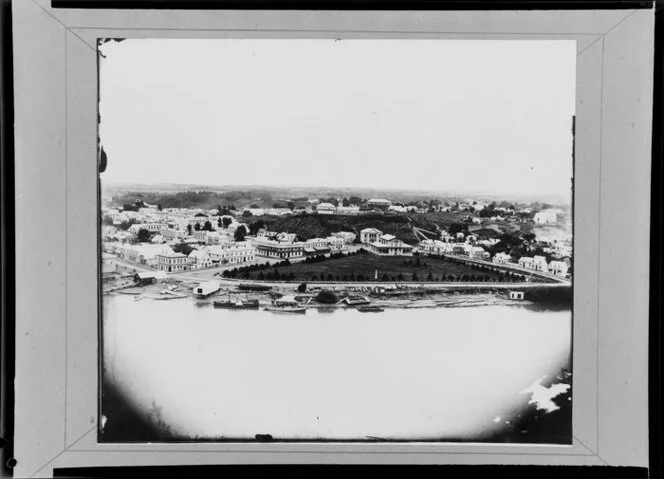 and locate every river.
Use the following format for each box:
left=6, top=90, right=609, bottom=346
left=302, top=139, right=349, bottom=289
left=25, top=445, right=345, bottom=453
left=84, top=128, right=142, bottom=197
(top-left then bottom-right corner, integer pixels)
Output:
left=101, top=293, right=572, bottom=443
